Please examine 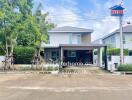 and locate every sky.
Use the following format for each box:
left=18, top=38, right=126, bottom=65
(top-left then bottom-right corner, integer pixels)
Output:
left=34, top=0, right=132, bottom=41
